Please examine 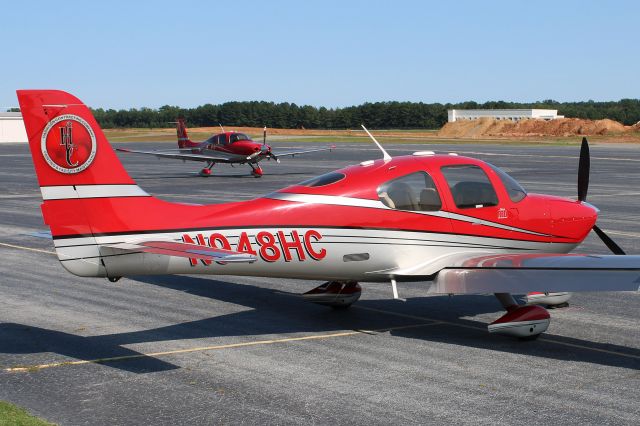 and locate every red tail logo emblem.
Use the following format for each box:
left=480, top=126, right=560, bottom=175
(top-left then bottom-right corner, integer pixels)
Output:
left=41, top=114, right=97, bottom=174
